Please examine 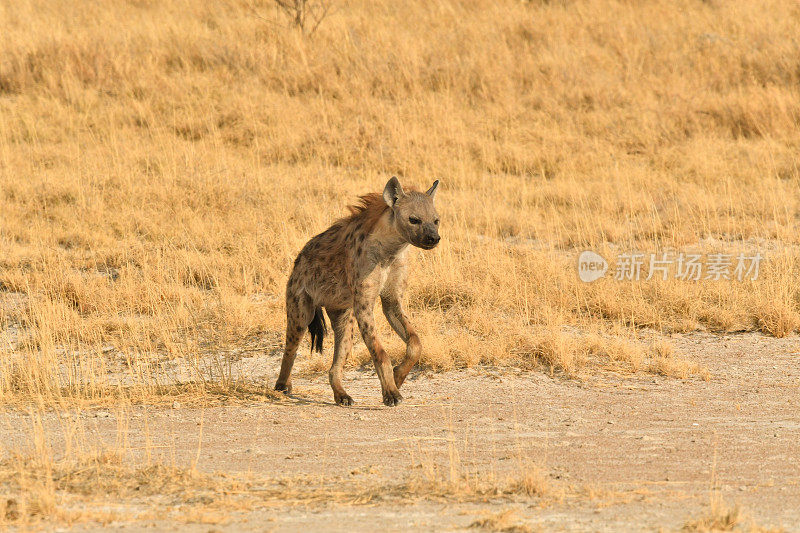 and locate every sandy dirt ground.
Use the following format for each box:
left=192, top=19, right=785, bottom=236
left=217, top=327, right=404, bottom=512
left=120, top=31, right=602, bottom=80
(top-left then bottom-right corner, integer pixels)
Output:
left=2, top=332, right=800, bottom=532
